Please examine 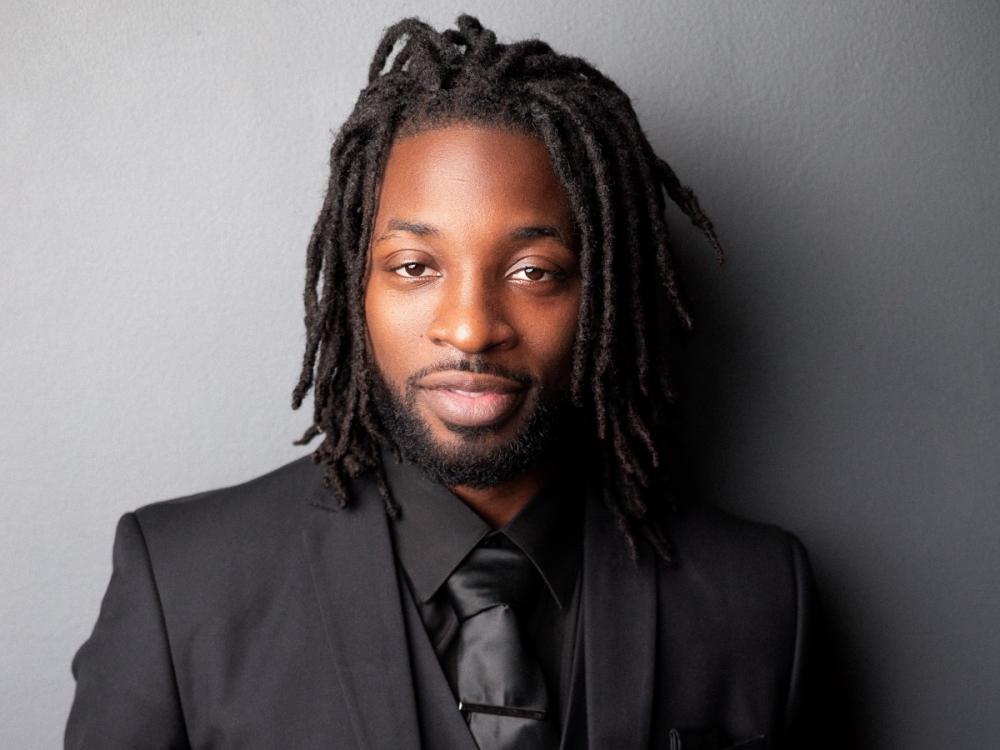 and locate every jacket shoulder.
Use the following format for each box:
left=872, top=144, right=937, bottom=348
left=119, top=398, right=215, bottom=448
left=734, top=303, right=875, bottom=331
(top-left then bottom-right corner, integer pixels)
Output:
left=657, top=503, right=814, bottom=651
left=129, top=455, right=343, bottom=585
left=134, top=455, right=326, bottom=541
left=666, top=502, right=808, bottom=574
